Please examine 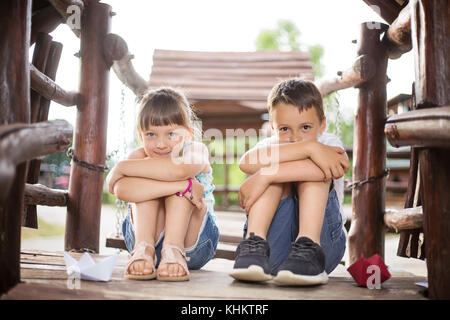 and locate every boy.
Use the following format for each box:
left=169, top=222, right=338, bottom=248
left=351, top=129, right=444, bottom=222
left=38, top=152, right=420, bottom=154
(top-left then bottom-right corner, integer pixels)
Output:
left=230, top=79, right=349, bottom=286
